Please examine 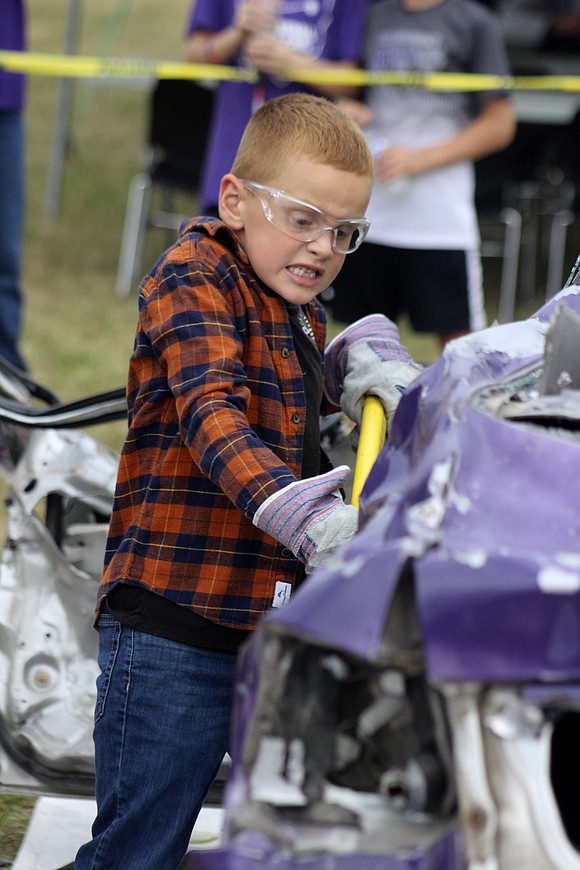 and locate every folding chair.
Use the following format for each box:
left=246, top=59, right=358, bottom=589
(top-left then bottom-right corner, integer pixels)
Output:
left=475, top=147, right=523, bottom=324
left=115, top=79, right=215, bottom=298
